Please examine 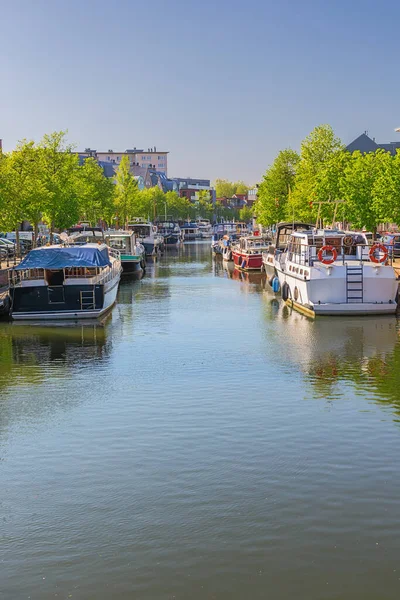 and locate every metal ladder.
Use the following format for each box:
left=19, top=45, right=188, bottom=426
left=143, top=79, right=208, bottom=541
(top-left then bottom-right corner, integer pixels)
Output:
left=80, top=289, right=95, bottom=310
left=346, top=265, right=363, bottom=303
